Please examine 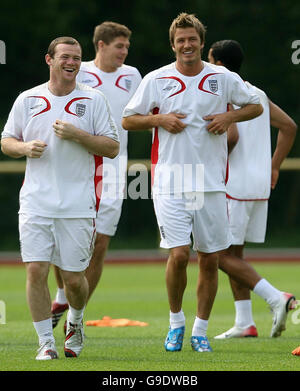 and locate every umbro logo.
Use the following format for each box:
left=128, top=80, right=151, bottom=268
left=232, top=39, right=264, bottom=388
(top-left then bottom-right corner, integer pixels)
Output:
left=30, top=104, right=43, bottom=110
left=159, top=226, right=166, bottom=239
left=163, top=86, right=176, bottom=91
